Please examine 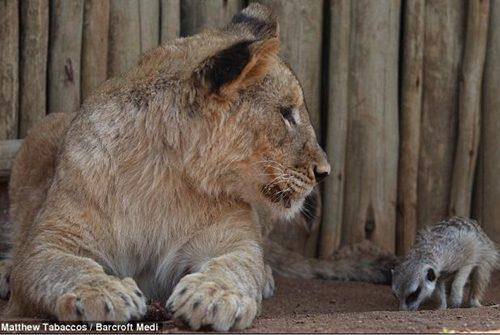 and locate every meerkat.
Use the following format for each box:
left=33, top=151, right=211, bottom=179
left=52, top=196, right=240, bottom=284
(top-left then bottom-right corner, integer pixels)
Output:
left=392, top=217, right=498, bottom=311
